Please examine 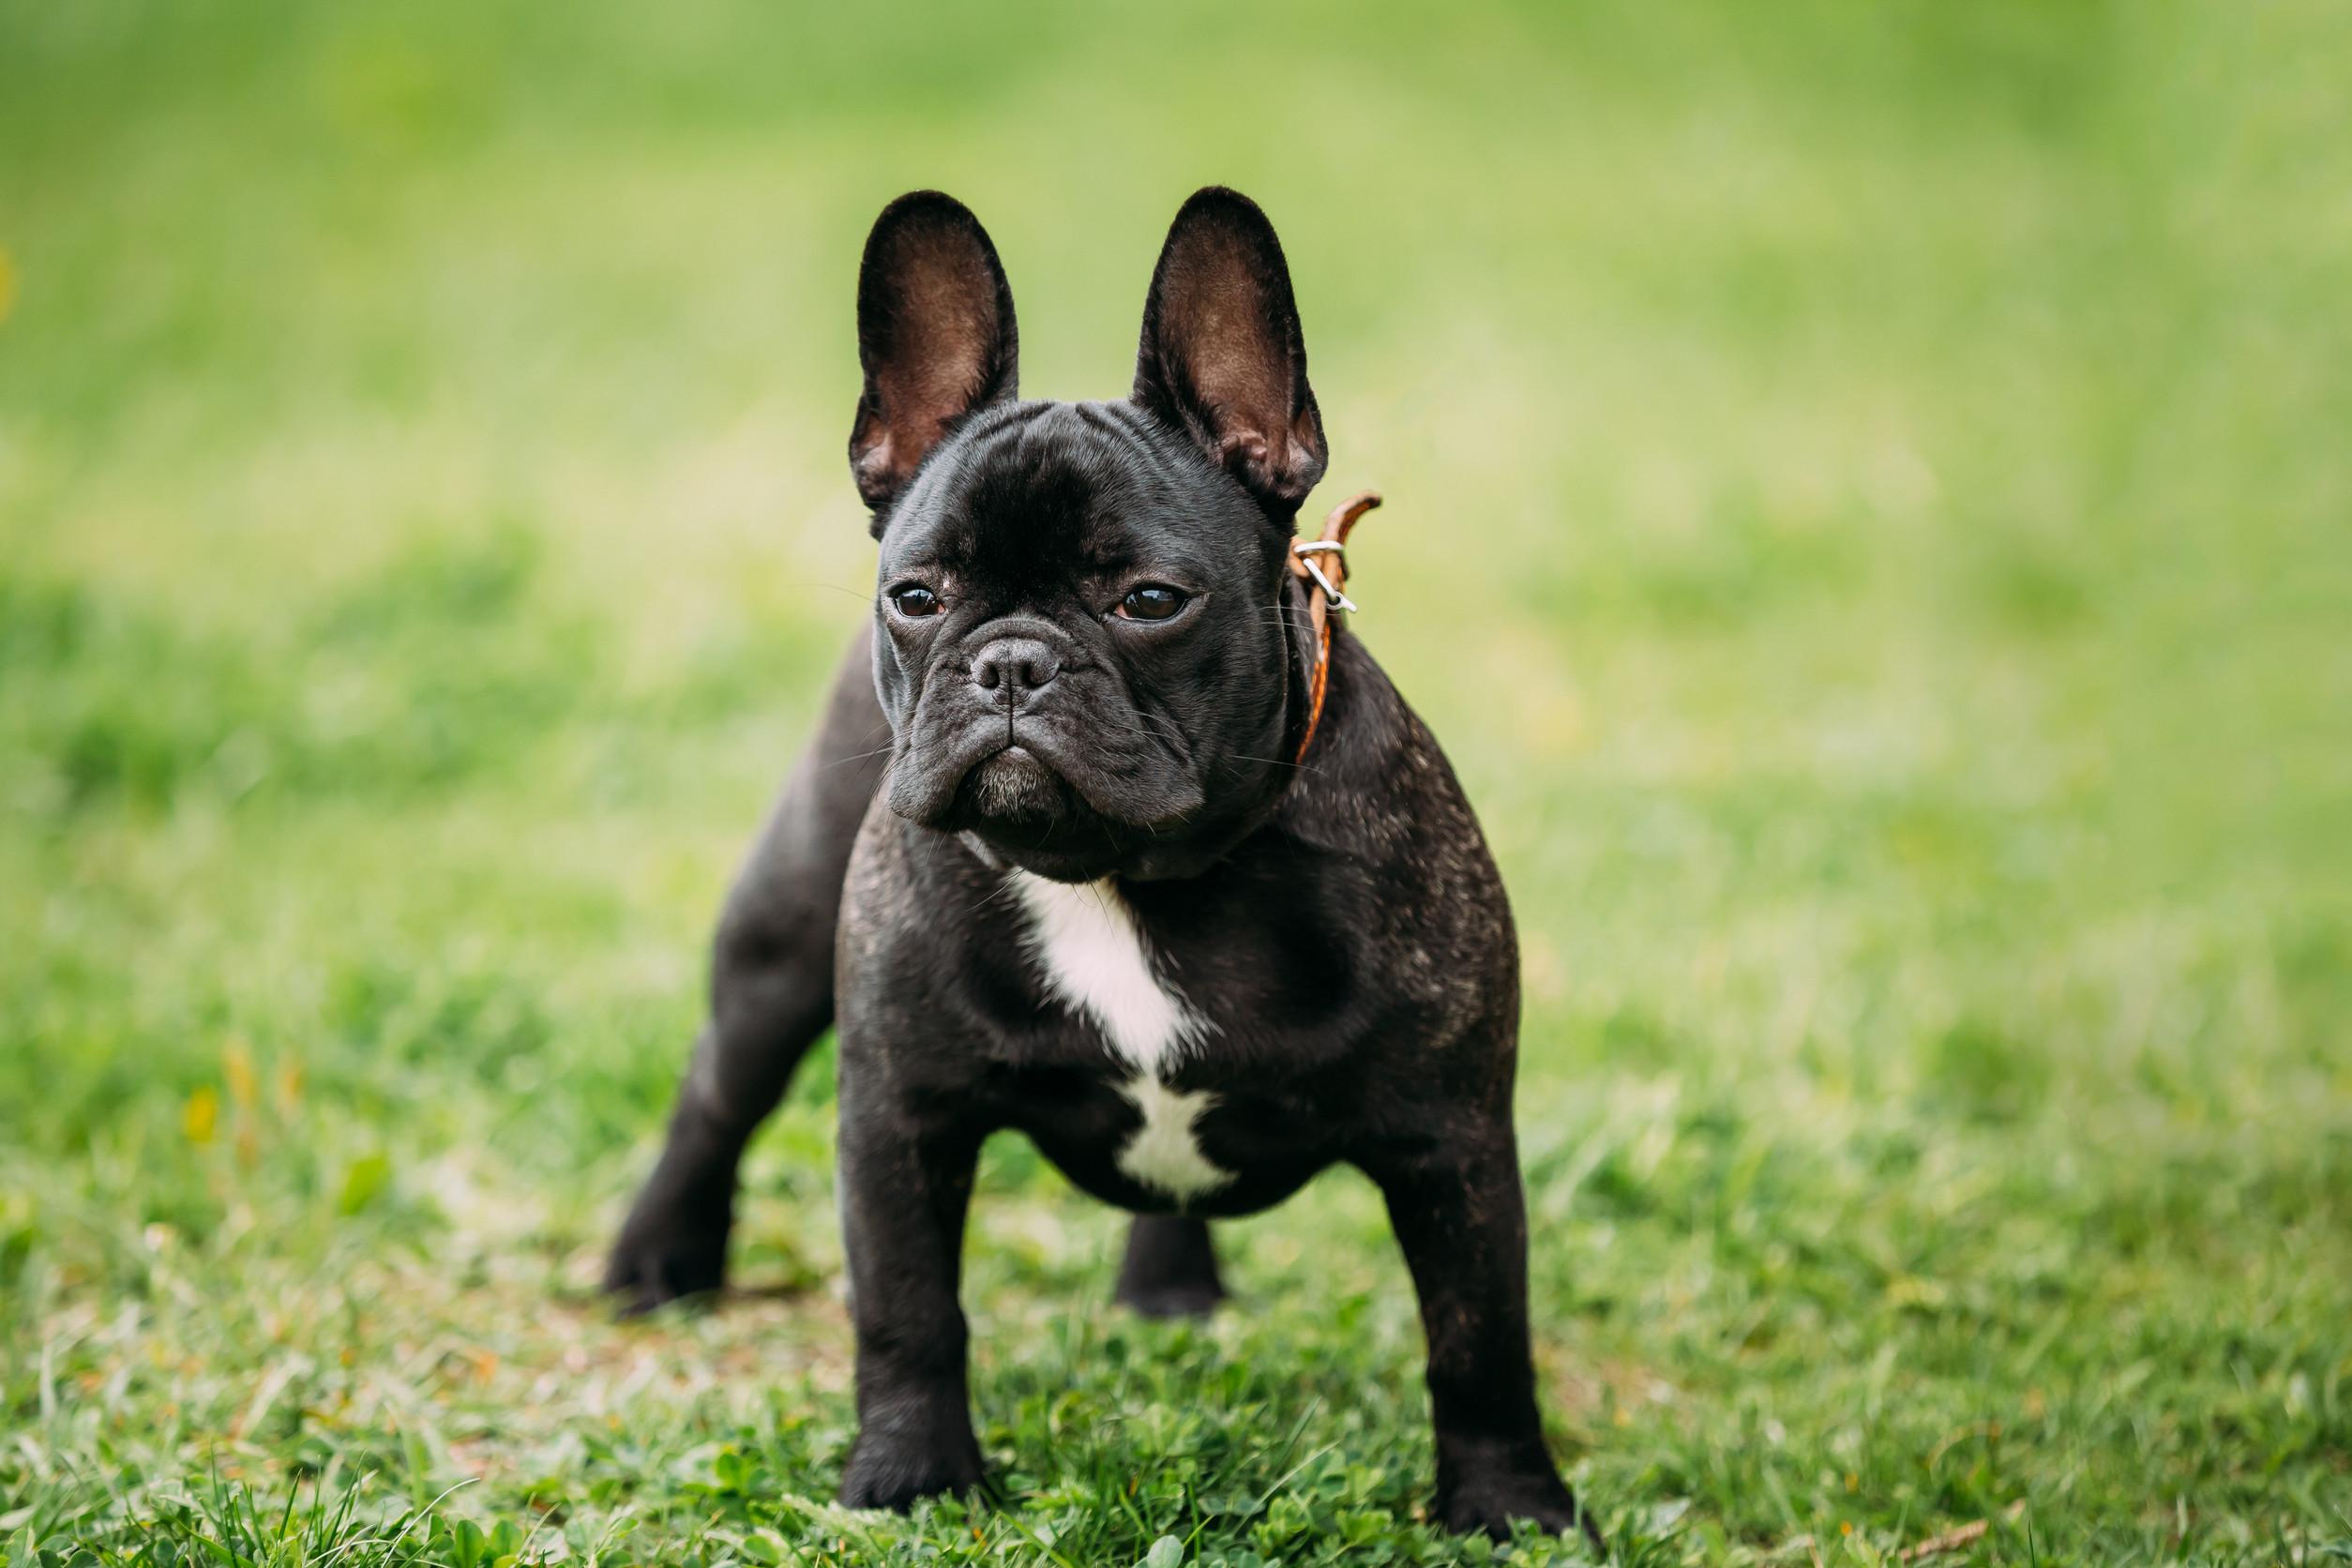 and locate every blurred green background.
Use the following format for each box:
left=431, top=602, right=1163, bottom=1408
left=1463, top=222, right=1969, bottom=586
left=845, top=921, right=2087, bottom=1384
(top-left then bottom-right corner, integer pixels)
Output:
left=2, top=2, right=2346, bottom=1563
